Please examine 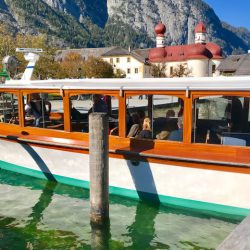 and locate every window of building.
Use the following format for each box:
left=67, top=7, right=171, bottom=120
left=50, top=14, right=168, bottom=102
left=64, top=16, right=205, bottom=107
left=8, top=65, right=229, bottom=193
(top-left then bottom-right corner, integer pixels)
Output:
left=70, top=94, right=119, bottom=136
left=116, top=58, right=120, bottom=63
left=135, top=68, right=139, bottom=74
left=110, top=58, right=113, bottom=64
left=127, top=57, right=130, bottom=63
left=127, top=68, right=131, bottom=74
left=192, top=96, right=250, bottom=146
left=170, top=66, right=173, bottom=75
left=24, top=92, right=64, bottom=130
left=0, top=92, right=19, bottom=125
left=212, top=64, right=216, bottom=73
